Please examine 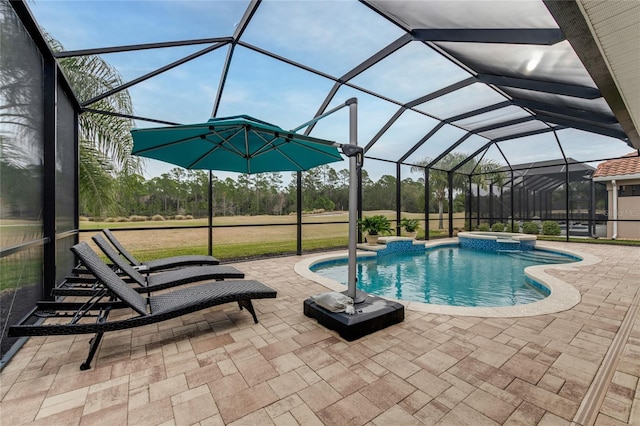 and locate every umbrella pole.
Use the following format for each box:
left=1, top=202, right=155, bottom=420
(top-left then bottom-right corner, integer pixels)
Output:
left=208, top=170, right=213, bottom=256
left=346, top=98, right=365, bottom=304
left=290, top=97, right=363, bottom=303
